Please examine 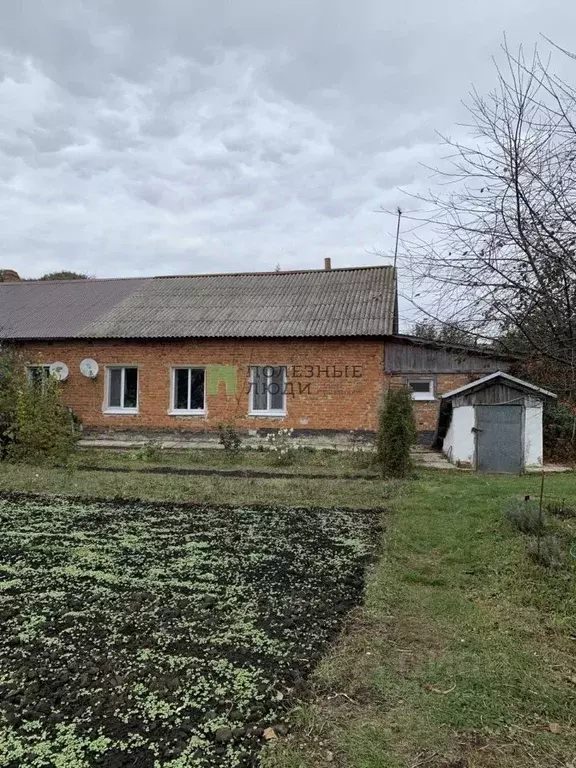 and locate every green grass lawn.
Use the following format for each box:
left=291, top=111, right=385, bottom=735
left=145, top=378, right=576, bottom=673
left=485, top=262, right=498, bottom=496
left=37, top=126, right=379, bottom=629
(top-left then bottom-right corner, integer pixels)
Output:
left=265, top=472, right=576, bottom=768
left=0, top=461, right=394, bottom=509
left=76, top=446, right=375, bottom=476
